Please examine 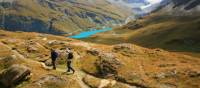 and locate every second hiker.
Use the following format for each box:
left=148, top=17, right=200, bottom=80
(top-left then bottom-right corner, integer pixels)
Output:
left=66, top=48, right=75, bottom=74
